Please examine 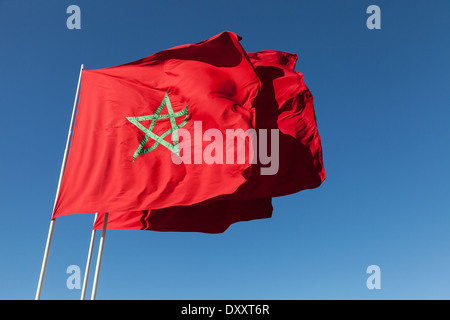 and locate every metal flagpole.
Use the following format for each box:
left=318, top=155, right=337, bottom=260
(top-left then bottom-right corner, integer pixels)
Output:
left=91, top=212, right=109, bottom=300
left=81, top=212, right=98, bottom=300
left=35, top=64, right=84, bottom=300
